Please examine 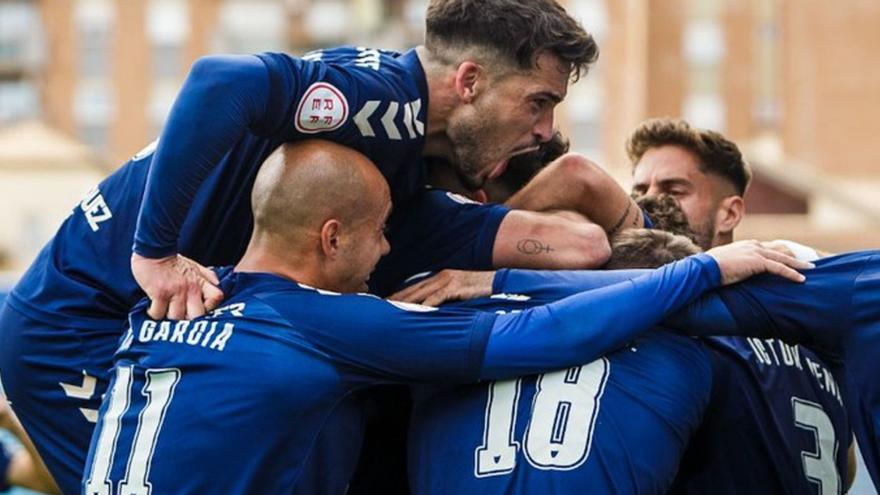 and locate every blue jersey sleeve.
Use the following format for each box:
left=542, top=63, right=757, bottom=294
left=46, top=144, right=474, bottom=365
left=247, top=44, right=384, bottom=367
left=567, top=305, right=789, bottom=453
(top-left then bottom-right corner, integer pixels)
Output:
left=134, top=48, right=428, bottom=257
left=493, top=268, right=648, bottom=302
left=371, top=189, right=510, bottom=295
left=265, top=255, right=718, bottom=384
left=492, top=267, right=744, bottom=337
left=134, top=55, right=271, bottom=257
left=676, top=252, right=878, bottom=358
left=481, top=254, right=721, bottom=378
left=266, top=290, right=498, bottom=384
